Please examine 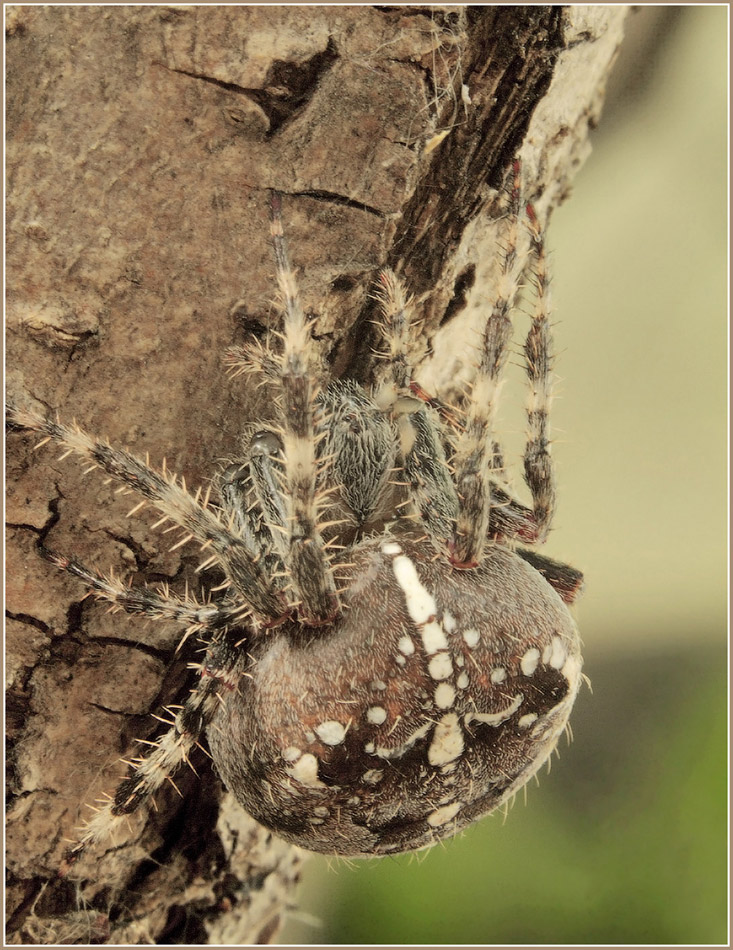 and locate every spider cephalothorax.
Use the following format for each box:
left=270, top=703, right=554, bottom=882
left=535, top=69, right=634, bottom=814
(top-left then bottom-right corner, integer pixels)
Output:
left=9, top=163, right=583, bottom=857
